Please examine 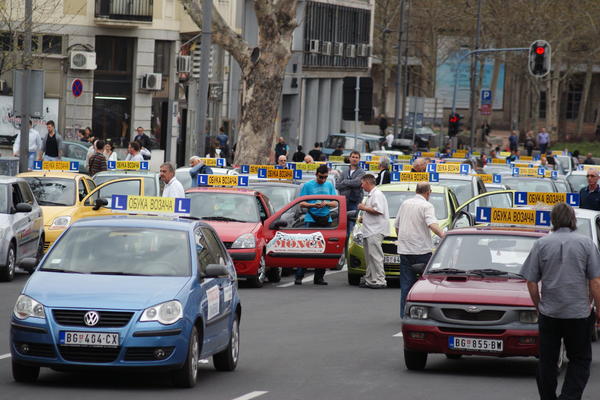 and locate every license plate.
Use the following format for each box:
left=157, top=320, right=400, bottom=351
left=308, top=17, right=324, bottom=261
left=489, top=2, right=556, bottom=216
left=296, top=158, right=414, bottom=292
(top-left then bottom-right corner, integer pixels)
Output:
left=448, top=336, right=503, bottom=352
left=59, top=331, right=119, bottom=347
left=384, top=255, right=401, bottom=264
